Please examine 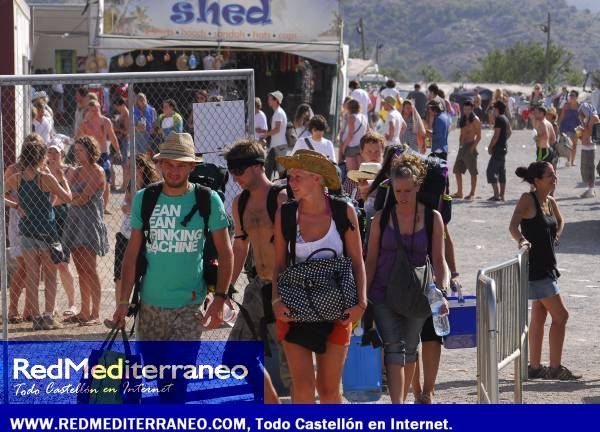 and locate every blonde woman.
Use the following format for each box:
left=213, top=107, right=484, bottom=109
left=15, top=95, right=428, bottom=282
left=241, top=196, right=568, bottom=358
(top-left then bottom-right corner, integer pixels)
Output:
left=272, top=150, right=366, bottom=403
